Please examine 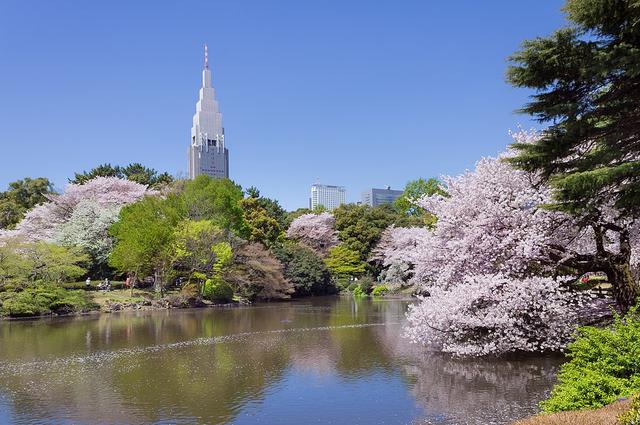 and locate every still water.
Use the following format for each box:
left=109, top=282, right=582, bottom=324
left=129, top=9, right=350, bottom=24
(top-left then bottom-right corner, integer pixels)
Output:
left=0, top=297, right=561, bottom=425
